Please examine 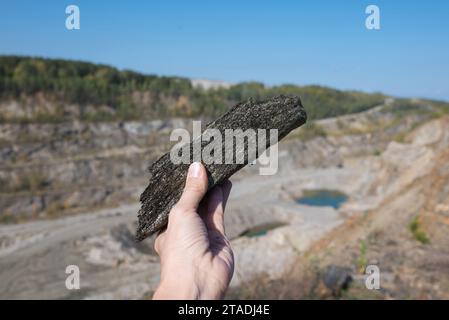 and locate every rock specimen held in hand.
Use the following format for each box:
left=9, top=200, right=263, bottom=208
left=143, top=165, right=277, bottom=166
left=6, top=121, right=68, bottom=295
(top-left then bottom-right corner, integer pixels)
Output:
left=136, top=95, right=307, bottom=241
